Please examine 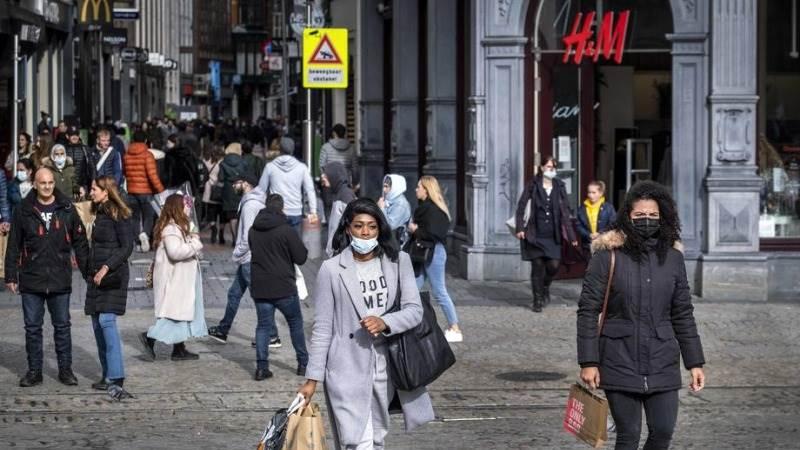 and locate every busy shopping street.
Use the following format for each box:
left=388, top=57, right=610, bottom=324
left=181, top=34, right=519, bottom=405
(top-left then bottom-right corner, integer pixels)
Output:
left=2, top=0, right=800, bottom=449
left=0, top=239, right=797, bottom=449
